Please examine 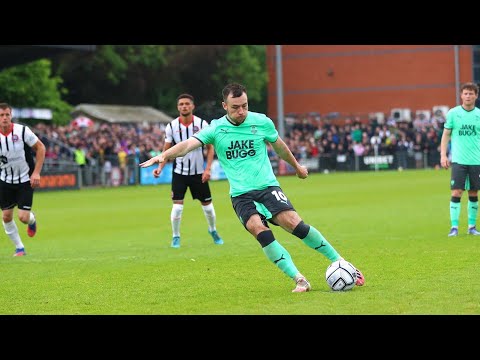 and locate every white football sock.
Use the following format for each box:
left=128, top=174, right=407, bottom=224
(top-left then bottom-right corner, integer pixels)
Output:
left=3, top=220, right=24, bottom=249
left=202, top=203, right=216, bottom=232
left=171, top=204, right=183, bottom=237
